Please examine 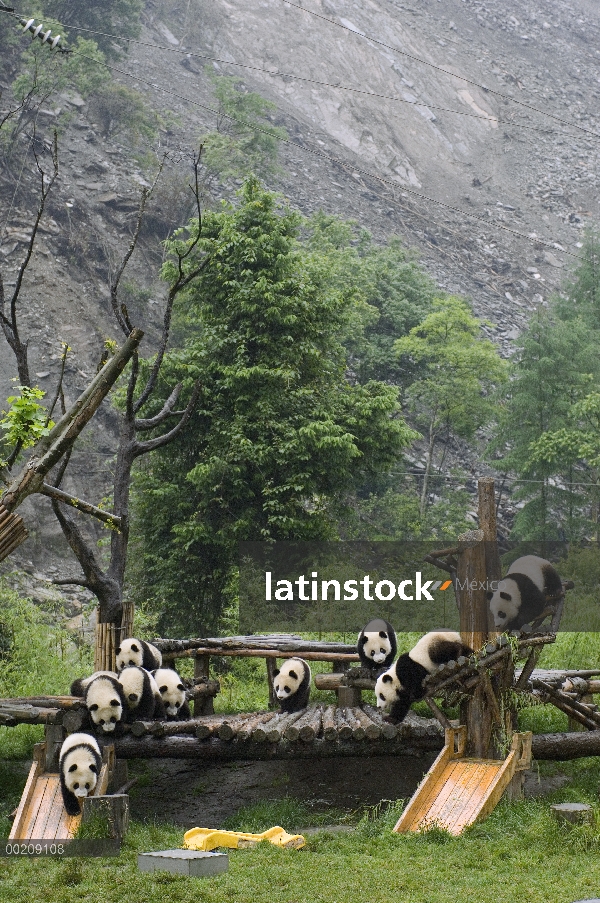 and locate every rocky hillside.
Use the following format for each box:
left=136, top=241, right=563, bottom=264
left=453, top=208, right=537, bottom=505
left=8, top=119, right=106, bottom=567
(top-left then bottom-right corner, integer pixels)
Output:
left=1, top=0, right=598, bottom=583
